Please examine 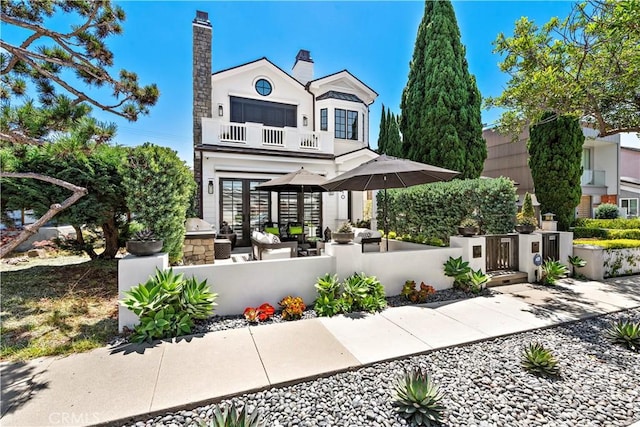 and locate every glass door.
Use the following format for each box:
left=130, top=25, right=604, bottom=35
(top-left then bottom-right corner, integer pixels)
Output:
left=220, top=178, right=270, bottom=247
